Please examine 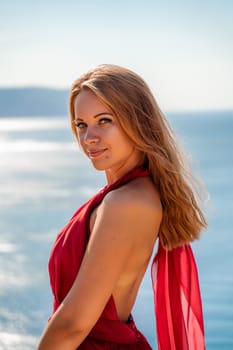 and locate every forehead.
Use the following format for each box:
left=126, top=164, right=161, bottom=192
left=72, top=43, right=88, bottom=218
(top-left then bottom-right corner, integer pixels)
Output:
left=74, top=89, right=110, bottom=118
